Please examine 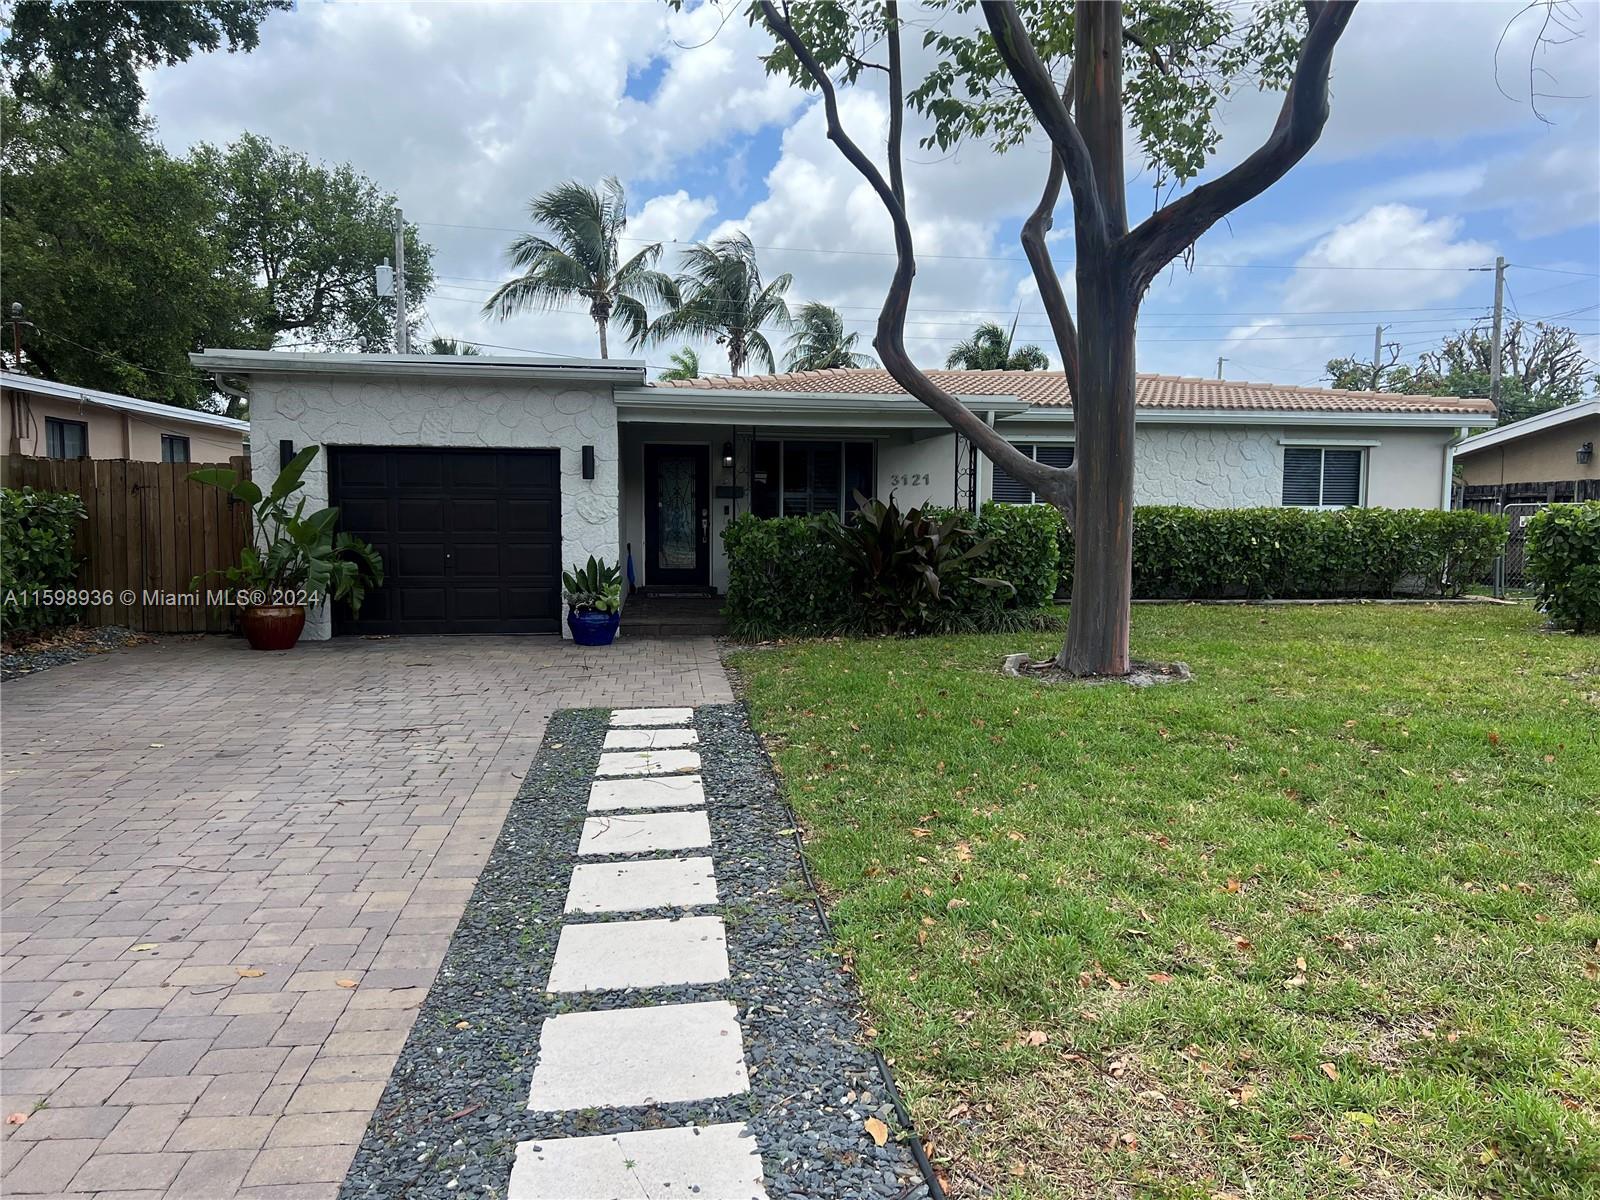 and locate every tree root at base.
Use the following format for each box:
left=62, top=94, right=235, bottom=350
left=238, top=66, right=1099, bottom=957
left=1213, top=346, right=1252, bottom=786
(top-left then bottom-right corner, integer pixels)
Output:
left=1001, top=653, right=1193, bottom=688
